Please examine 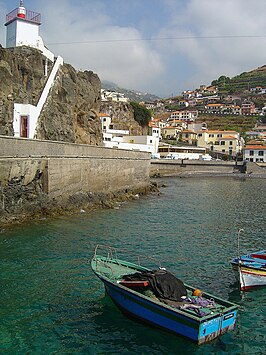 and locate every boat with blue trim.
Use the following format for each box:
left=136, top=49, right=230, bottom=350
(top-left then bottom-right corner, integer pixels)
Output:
left=91, top=245, right=238, bottom=345
left=230, top=229, right=266, bottom=291
left=231, top=250, right=266, bottom=291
